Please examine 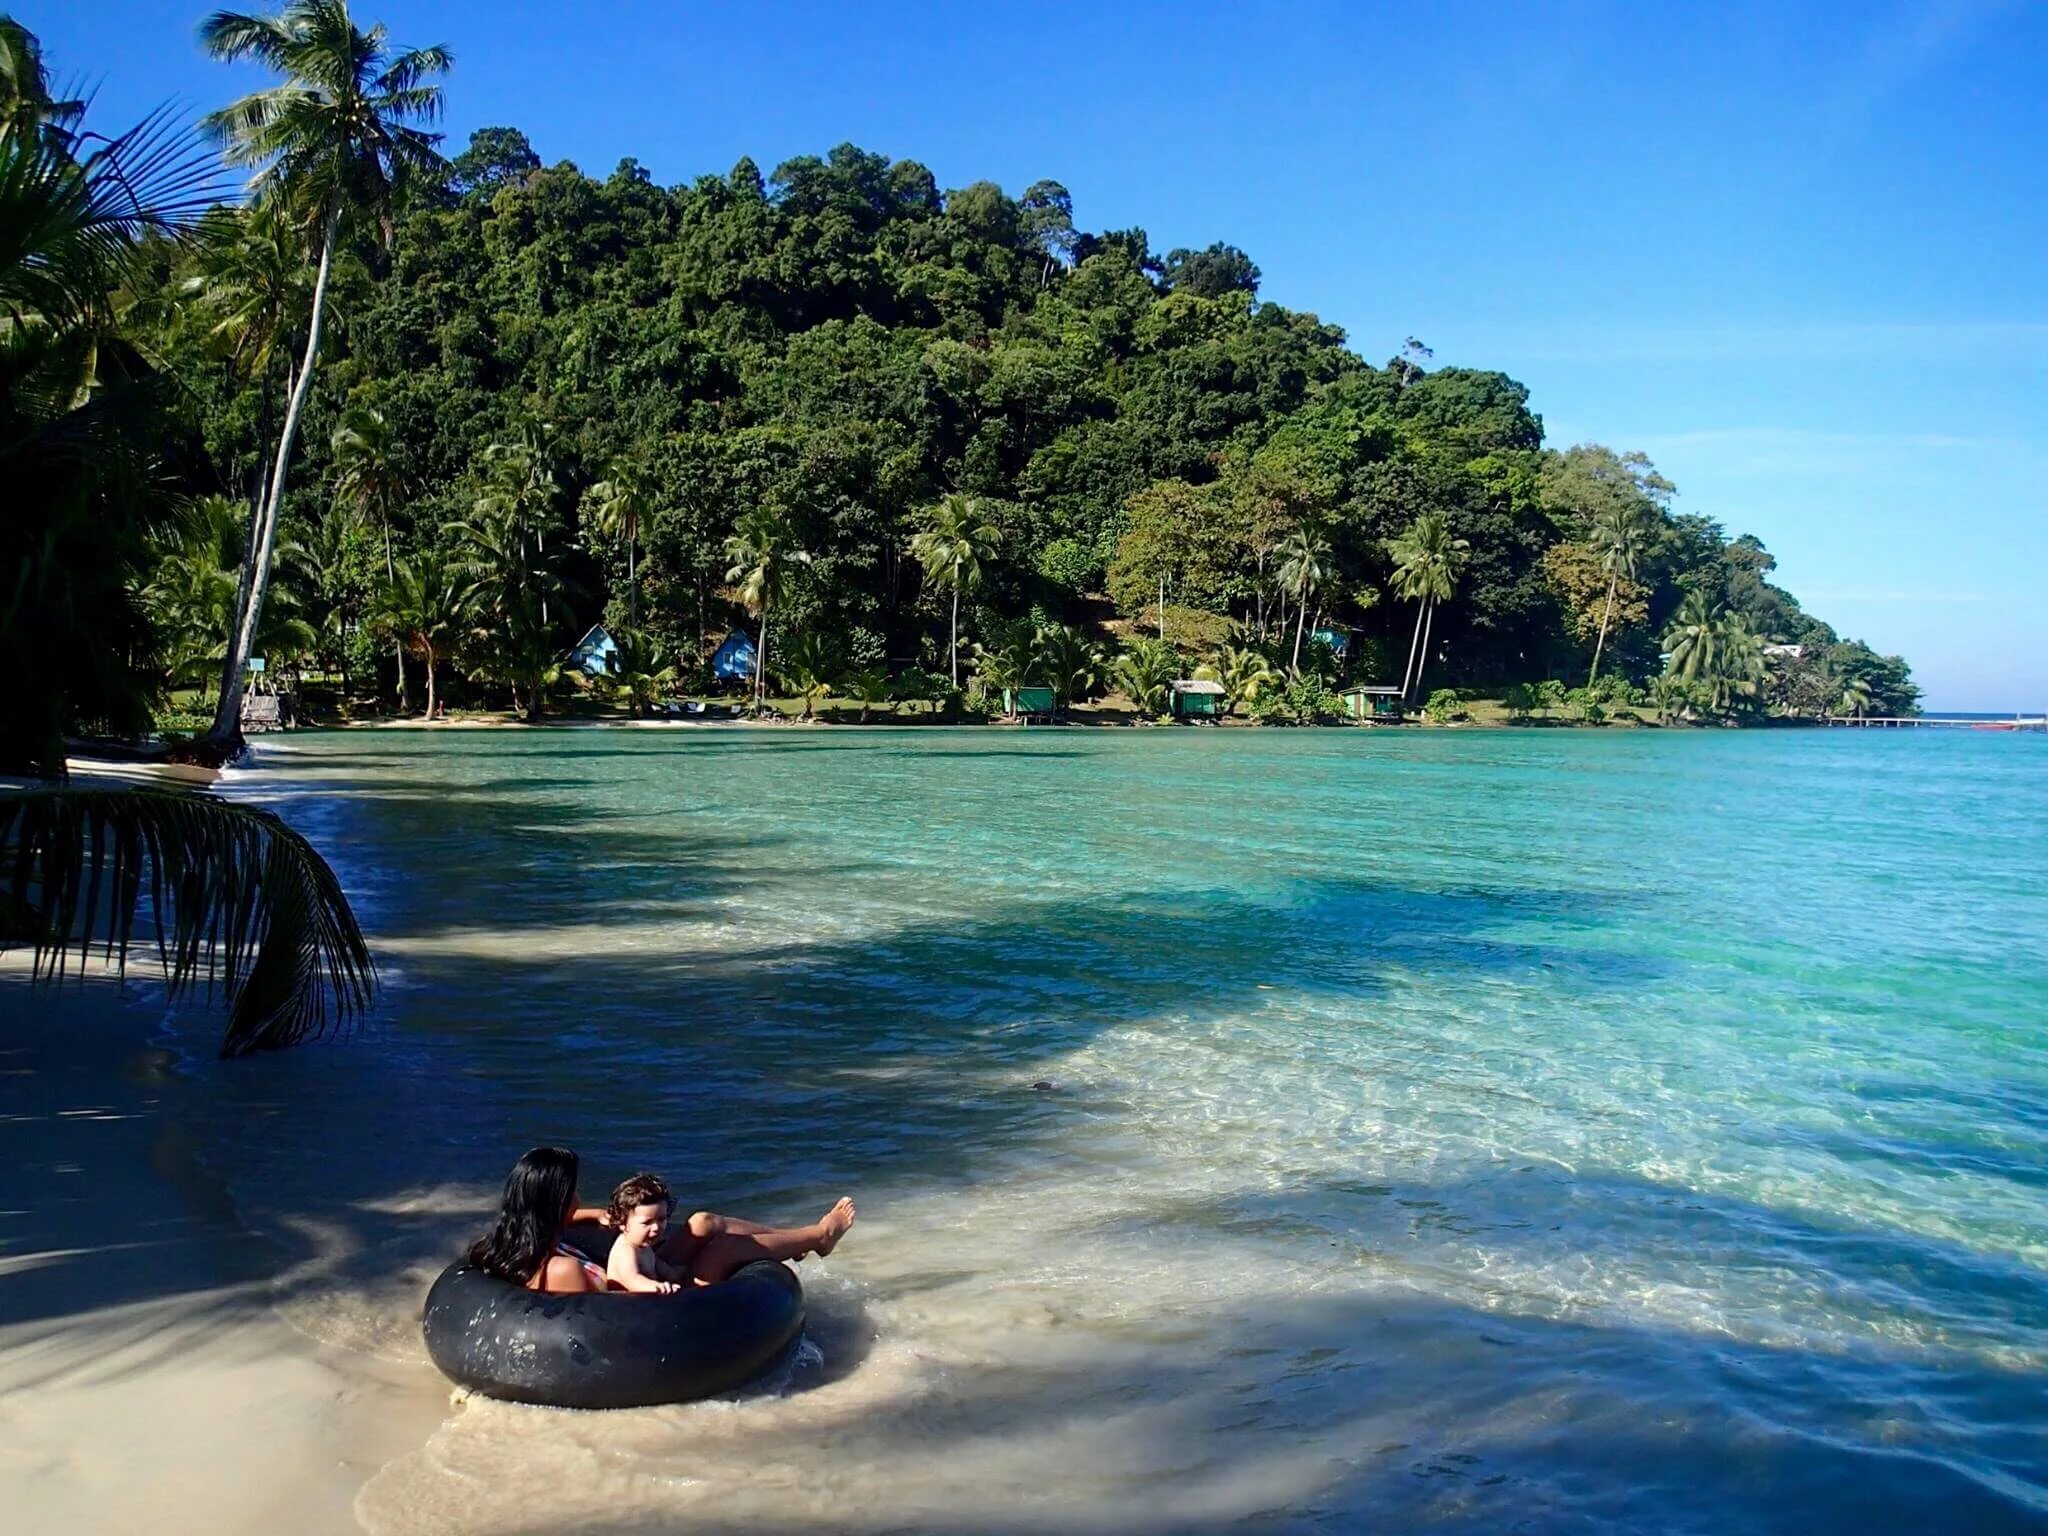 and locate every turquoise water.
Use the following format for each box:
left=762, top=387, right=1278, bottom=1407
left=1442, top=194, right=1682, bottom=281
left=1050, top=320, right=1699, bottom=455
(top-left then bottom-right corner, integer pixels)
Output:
left=212, top=727, right=2046, bottom=1533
